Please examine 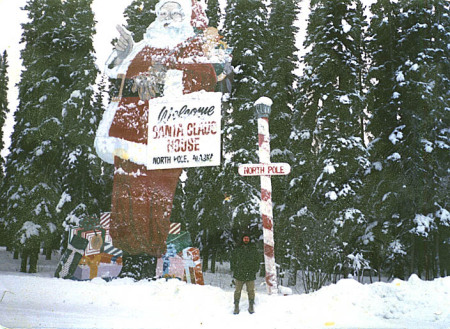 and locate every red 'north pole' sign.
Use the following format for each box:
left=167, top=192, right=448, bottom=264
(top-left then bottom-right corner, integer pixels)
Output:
left=238, top=163, right=291, bottom=177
